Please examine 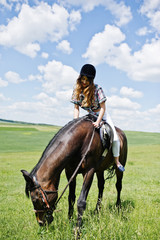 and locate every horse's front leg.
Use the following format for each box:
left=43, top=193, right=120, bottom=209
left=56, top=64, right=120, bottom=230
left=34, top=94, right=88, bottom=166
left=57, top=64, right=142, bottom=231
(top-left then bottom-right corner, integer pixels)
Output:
left=115, top=169, right=123, bottom=207
left=65, top=169, right=76, bottom=219
left=95, top=171, right=105, bottom=212
left=77, top=168, right=95, bottom=228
